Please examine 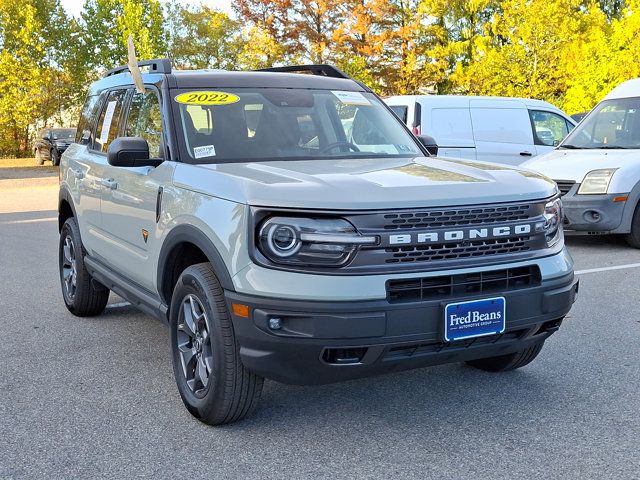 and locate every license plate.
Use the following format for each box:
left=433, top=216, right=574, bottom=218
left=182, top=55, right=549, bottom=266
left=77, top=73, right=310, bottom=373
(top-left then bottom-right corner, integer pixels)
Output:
left=444, top=297, right=506, bottom=342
